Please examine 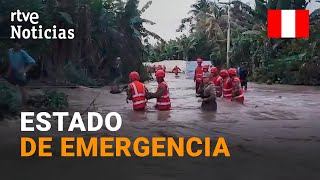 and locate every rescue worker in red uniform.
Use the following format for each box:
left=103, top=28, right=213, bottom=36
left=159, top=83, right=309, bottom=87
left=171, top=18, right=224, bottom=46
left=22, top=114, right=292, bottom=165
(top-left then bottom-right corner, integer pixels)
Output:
left=147, top=70, right=171, bottom=111
left=197, top=72, right=217, bottom=111
left=194, top=58, right=204, bottom=93
left=172, top=65, right=182, bottom=75
left=157, top=65, right=163, bottom=71
left=210, top=67, right=223, bottom=97
left=220, top=69, right=232, bottom=99
left=152, top=65, right=156, bottom=73
left=228, top=68, right=245, bottom=104
left=203, top=65, right=210, bottom=73
left=127, top=72, right=148, bottom=111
